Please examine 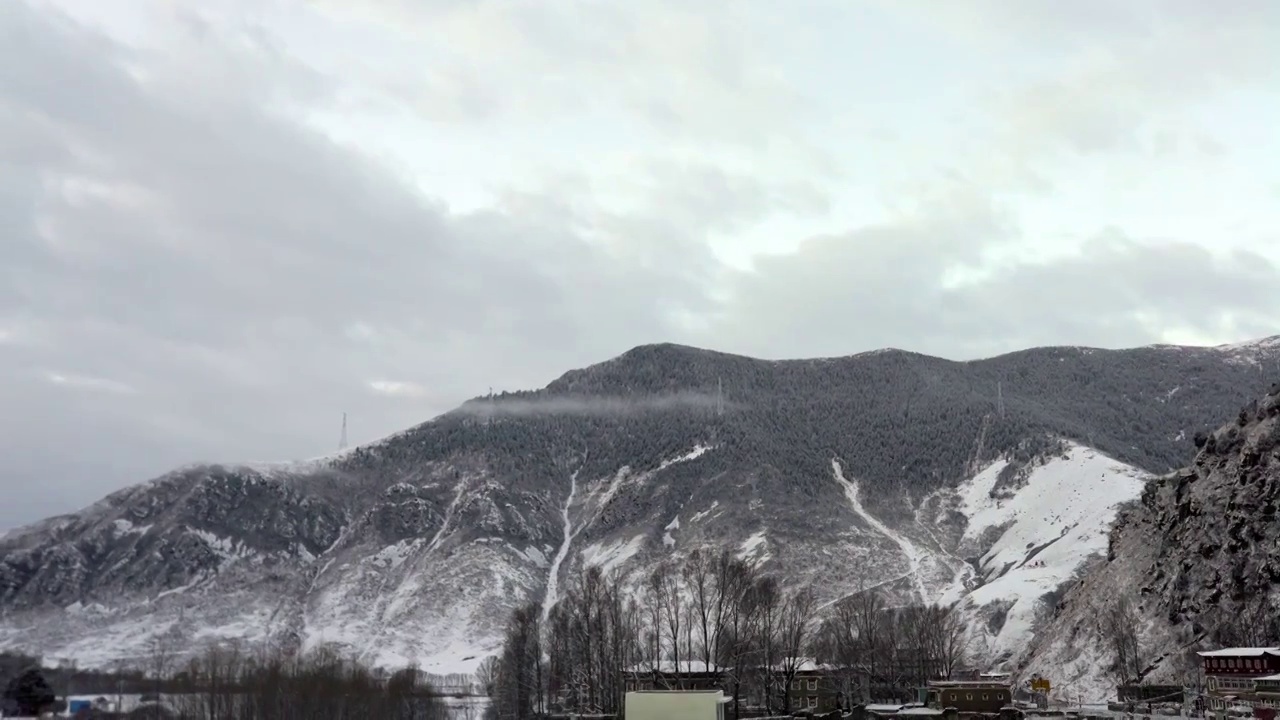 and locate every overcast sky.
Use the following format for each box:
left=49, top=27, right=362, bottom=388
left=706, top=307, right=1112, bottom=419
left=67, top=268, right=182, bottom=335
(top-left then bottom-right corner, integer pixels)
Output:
left=1, top=0, right=1278, bottom=528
